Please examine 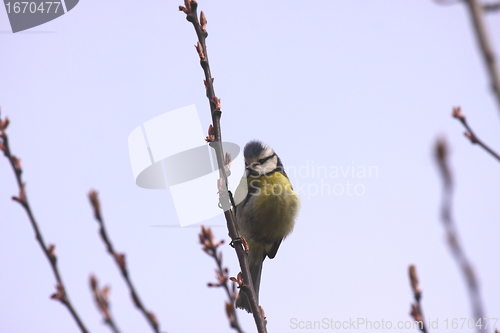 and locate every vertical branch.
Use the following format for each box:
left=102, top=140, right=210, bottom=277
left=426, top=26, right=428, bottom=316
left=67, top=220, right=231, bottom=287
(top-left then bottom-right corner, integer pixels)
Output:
left=464, top=0, right=500, bottom=113
left=179, top=1, right=267, bottom=331
left=88, top=190, right=161, bottom=333
left=434, top=138, right=485, bottom=332
left=0, top=112, right=89, bottom=333
left=199, top=226, right=245, bottom=333
left=408, top=265, right=428, bottom=333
